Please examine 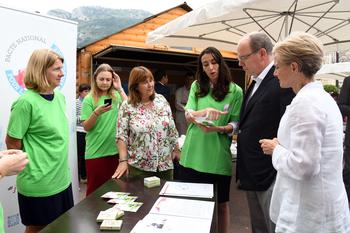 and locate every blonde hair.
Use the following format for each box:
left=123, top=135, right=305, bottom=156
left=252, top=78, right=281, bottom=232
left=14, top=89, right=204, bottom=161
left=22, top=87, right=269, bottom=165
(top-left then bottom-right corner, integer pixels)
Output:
left=24, top=49, right=64, bottom=92
left=128, top=66, right=155, bottom=106
left=91, top=63, right=116, bottom=104
left=273, top=32, right=324, bottom=78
